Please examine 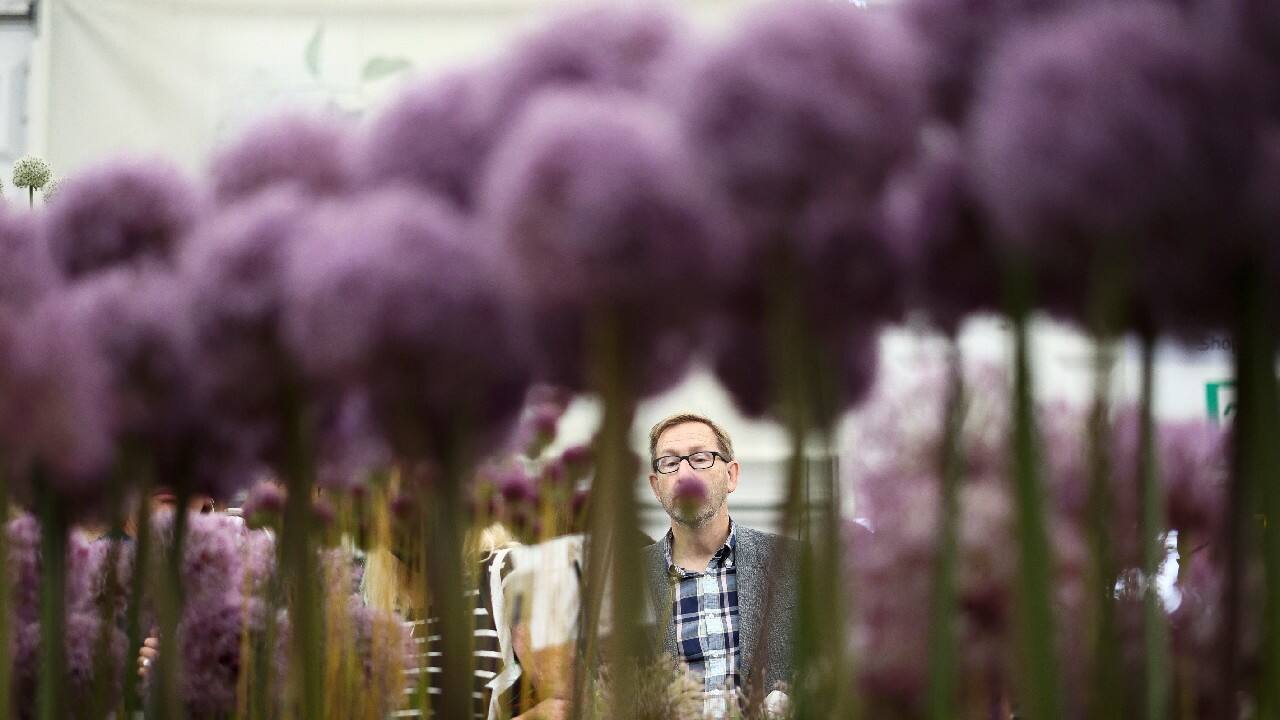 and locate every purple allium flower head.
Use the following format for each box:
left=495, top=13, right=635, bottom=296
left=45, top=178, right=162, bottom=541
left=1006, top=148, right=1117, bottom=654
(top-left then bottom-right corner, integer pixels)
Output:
left=681, top=0, right=923, bottom=244
left=211, top=111, right=355, bottom=204
left=284, top=186, right=530, bottom=463
left=360, top=68, right=499, bottom=211
left=706, top=315, right=879, bottom=423
left=902, top=0, right=1087, bottom=122
left=970, top=1, right=1259, bottom=334
left=239, top=476, right=284, bottom=520
left=179, top=186, right=315, bottom=472
left=0, top=300, right=116, bottom=506
left=0, top=208, right=58, bottom=314
left=45, top=158, right=203, bottom=280
left=671, top=476, right=709, bottom=519
left=11, top=612, right=127, bottom=719
left=880, top=125, right=1000, bottom=335
left=482, top=89, right=729, bottom=394
left=491, top=4, right=689, bottom=109
left=498, top=467, right=536, bottom=506
left=177, top=593, right=279, bottom=718
left=315, top=392, right=392, bottom=491
left=50, top=269, right=198, bottom=441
